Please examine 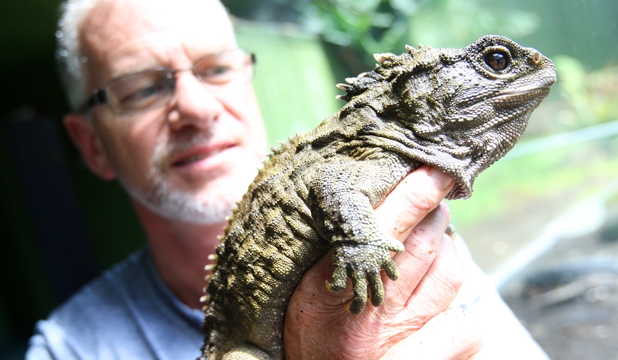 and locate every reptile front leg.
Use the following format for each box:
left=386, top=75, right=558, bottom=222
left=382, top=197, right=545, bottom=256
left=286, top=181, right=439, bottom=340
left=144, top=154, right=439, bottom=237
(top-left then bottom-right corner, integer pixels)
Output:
left=307, top=154, right=413, bottom=314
